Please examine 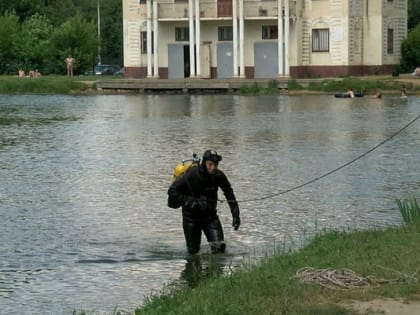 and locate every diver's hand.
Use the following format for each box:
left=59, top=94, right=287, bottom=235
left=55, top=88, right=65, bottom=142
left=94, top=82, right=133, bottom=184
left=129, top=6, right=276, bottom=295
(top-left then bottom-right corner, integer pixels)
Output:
left=231, top=207, right=240, bottom=230
left=232, top=215, right=241, bottom=230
